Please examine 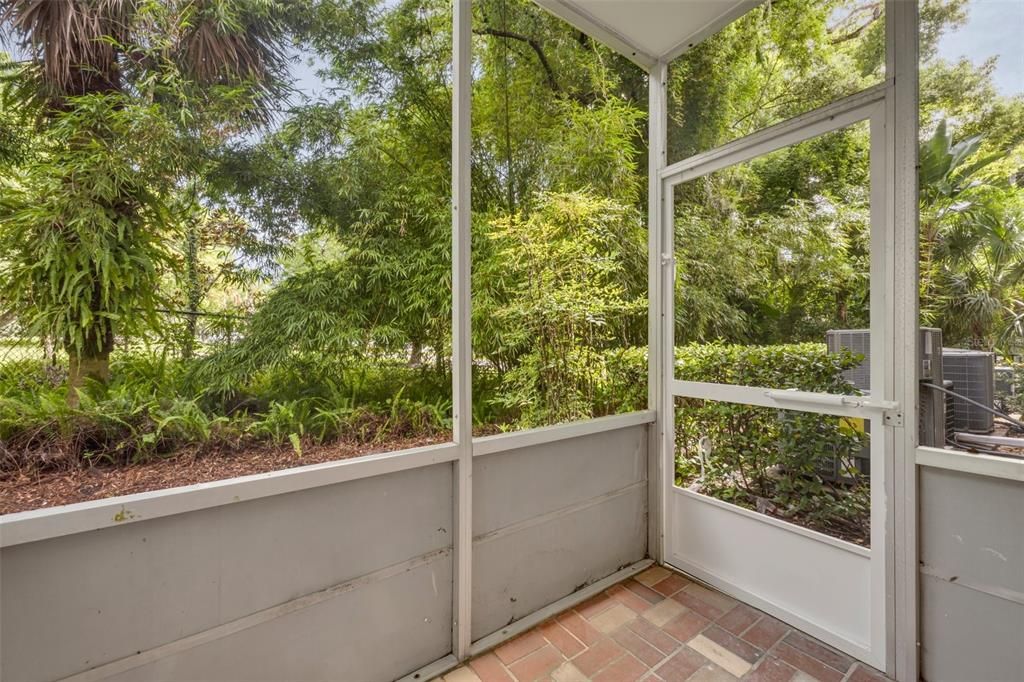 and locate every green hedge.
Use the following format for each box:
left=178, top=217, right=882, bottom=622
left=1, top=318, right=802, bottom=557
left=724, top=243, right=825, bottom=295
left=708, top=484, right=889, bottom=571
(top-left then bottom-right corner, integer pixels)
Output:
left=673, top=342, right=869, bottom=542
left=601, top=342, right=870, bottom=543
